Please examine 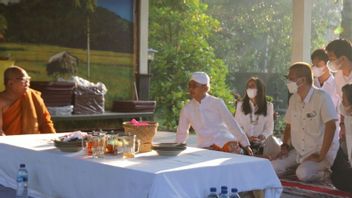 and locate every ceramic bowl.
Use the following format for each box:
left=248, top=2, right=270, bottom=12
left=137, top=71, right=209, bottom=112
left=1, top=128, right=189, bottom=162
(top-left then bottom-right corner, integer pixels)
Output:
left=54, top=140, right=83, bottom=152
left=152, top=143, right=186, bottom=156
